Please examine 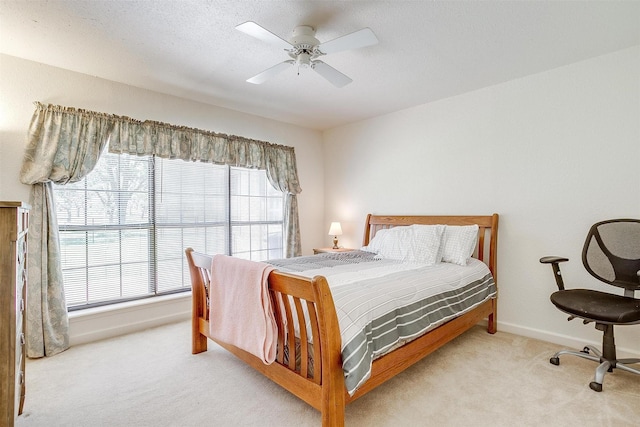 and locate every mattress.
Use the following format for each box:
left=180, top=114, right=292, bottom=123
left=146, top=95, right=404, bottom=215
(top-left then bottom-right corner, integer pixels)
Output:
left=268, top=250, right=497, bottom=395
